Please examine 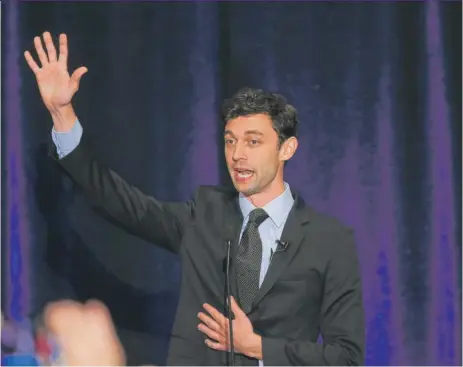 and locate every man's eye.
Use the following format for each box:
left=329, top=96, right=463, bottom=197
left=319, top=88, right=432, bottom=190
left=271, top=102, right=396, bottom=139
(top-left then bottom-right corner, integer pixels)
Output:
left=250, top=140, right=259, bottom=145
